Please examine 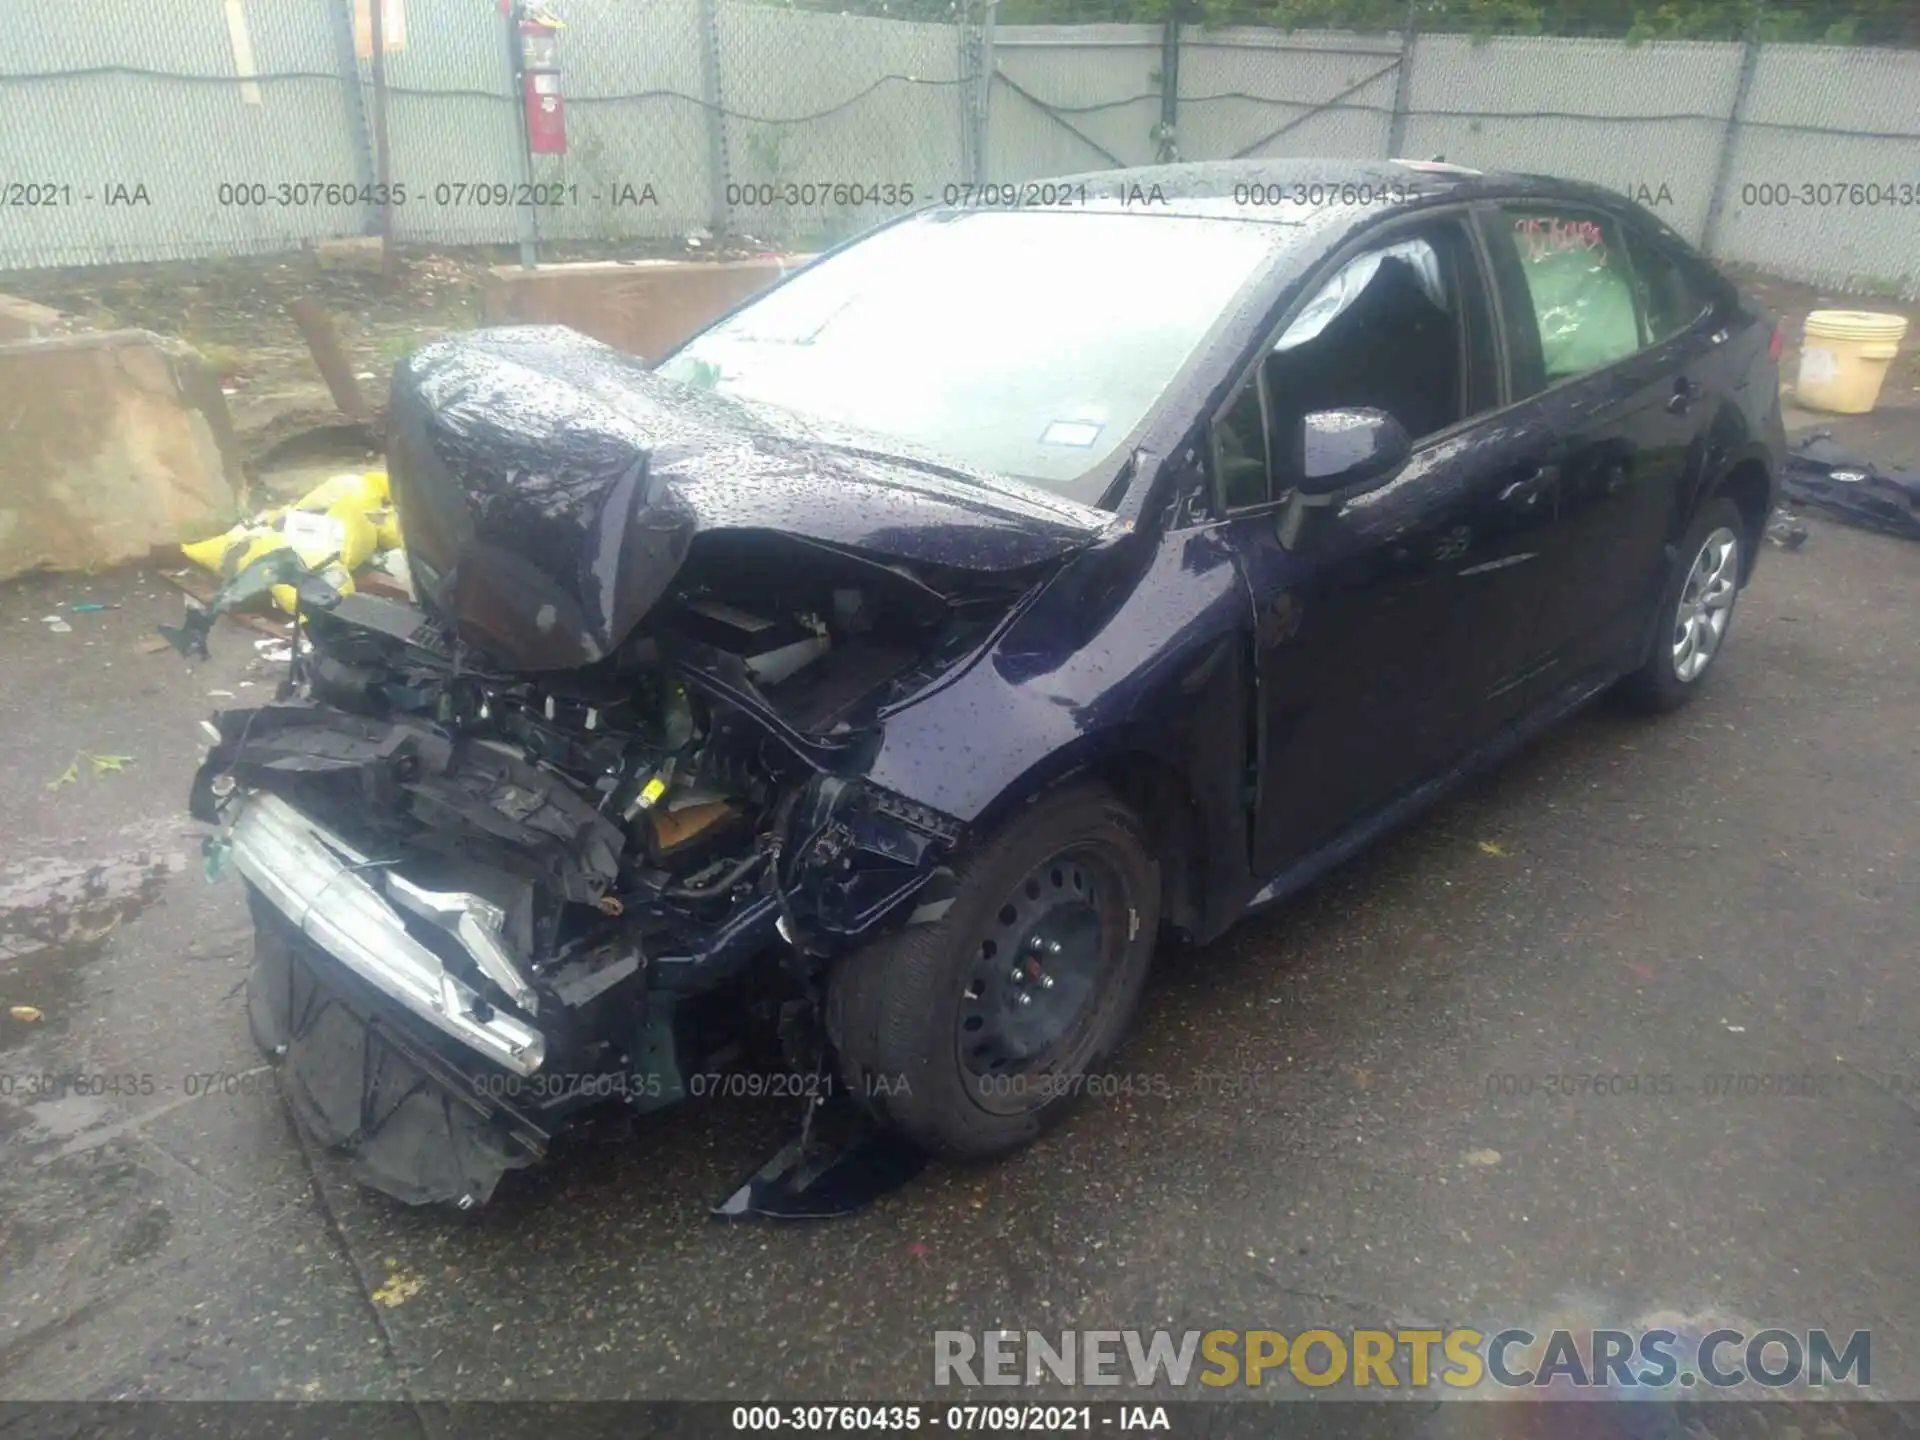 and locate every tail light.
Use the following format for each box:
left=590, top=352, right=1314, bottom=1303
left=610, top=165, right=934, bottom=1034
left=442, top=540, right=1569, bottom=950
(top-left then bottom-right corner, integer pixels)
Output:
left=1768, top=326, right=1783, bottom=362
